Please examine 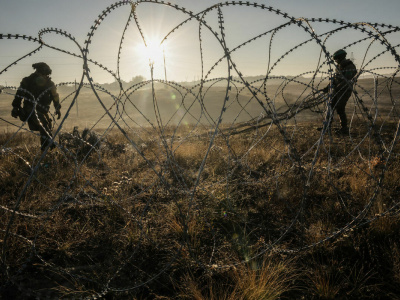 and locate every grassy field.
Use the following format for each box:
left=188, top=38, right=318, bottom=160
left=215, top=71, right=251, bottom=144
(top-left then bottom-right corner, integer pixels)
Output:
left=1, top=76, right=400, bottom=298
left=1, top=116, right=400, bottom=298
